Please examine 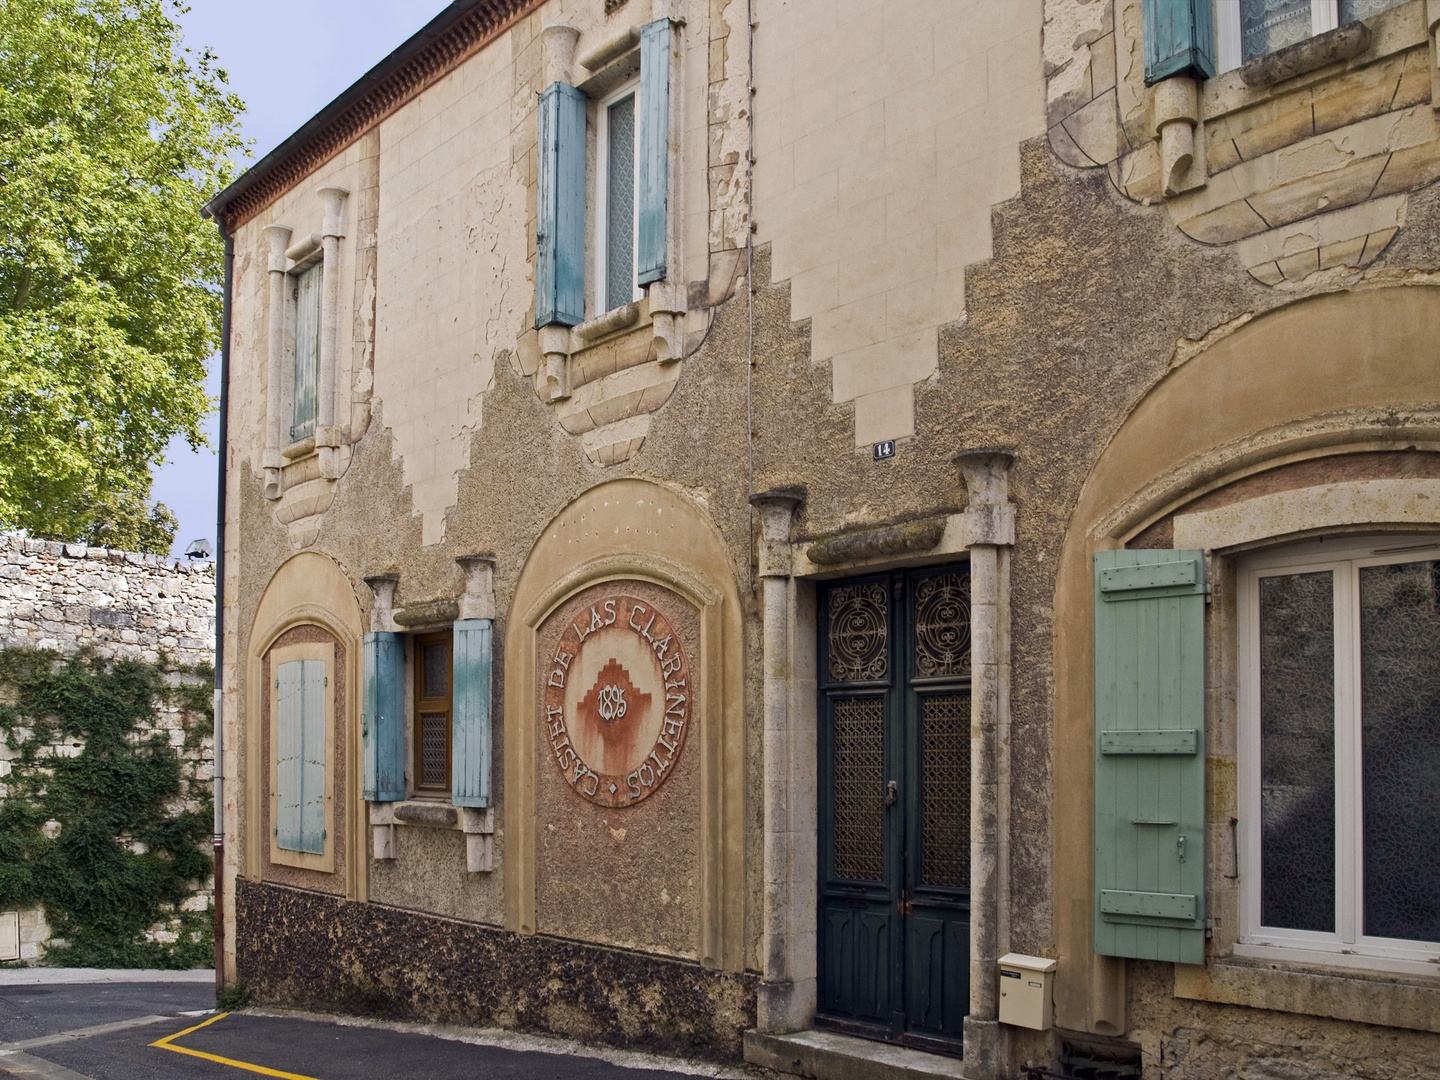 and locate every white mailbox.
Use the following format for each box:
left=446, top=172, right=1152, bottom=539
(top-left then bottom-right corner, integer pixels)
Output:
left=998, top=952, right=1056, bottom=1030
